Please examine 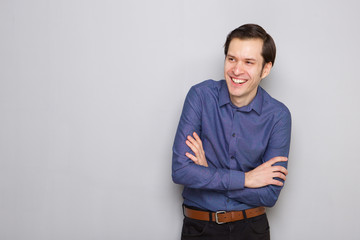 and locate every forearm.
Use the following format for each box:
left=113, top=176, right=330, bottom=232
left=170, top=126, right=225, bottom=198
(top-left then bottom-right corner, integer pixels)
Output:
left=226, top=184, right=284, bottom=207
left=227, top=159, right=288, bottom=207
left=172, top=150, right=245, bottom=191
left=172, top=87, right=246, bottom=191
